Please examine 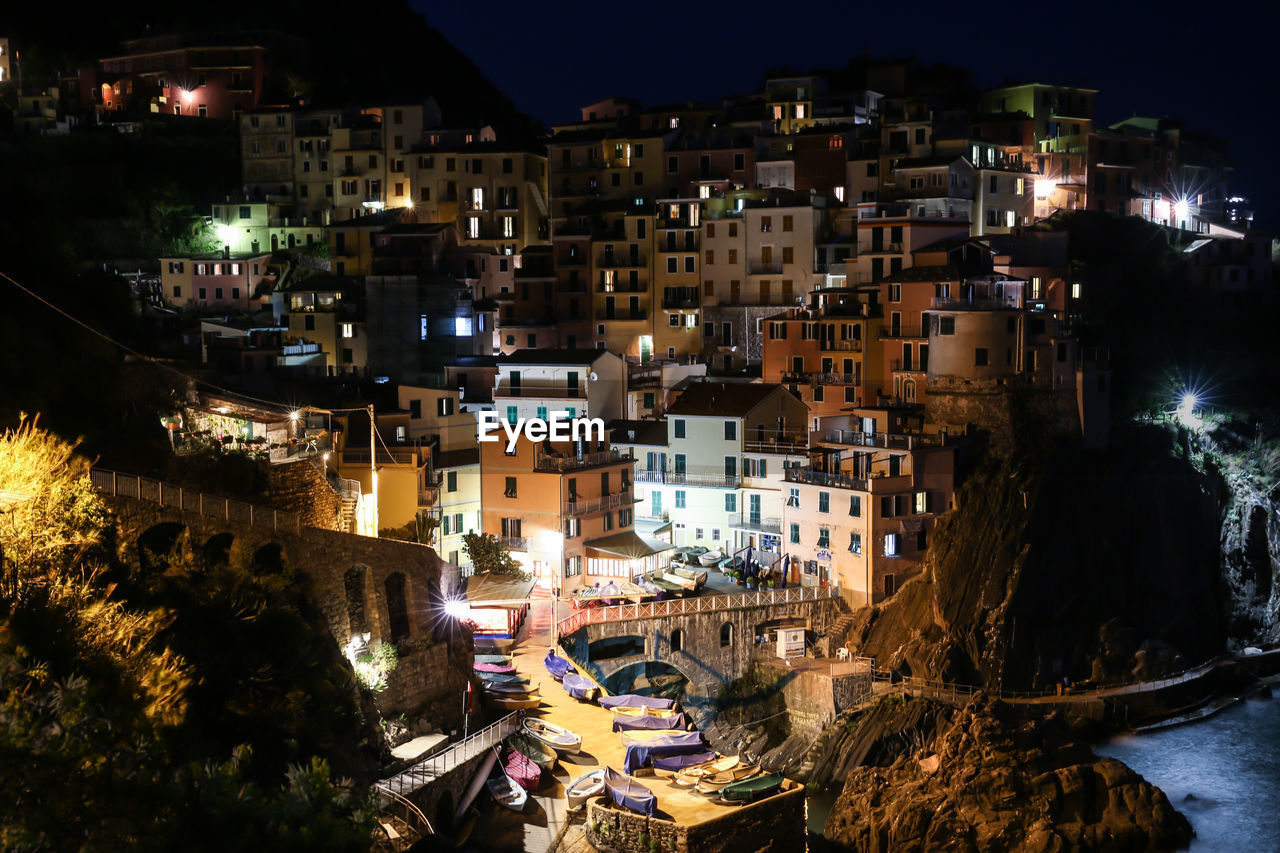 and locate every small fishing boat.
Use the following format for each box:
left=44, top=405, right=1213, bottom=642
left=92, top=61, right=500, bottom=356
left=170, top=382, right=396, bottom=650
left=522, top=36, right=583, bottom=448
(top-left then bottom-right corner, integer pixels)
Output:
left=644, top=573, right=686, bottom=597
left=487, top=762, right=529, bottom=810
left=673, top=755, right=739, bottom=787
left=697, top=549, right=724, bottom=567
left=483, top=681, right=540, bottom=697
left=635, top=577, right=665, bottom=599
left=562, top=672, right=599, bottom=701
left=653, top=750, right=716, bottom=778
left=661, top=571, right=698, bottom=591
left=474, top=654, right=513, bottom=665
left=619, top=728, right=687, bottom=745
left=544, top=649, right=575, bottom=681
left=565, top=769, right=605, bottom=810
left=474, top=634, right=515, bottom=652
left=609, top=704, right=682, bottom=718
left=717, top=771, right=785, bottom=804
left=482, top=672, right=531, bottom=686
left=603, top=767, right=655, bottom=816
left=488, top=693, right=542, bottom=711
left=599, top=693, right=677, bottom=711
left=618, top=580, right=648, bottom=602
left=572, top=586, right=601, bottom=609
left=507, top=732, right=557, bottom=772
left=523, top=718, right=582, bottom=755
left=500, top=746, right=541, bottom=791
left=696, top=763, right=760, bottom=794
left=671, top=566, right=708, bottom=590
left=474, top=661, right=517, bottom=675
left=598, top=581, right=620, bottom=604
left=613, top=711, right=688, bottom=732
